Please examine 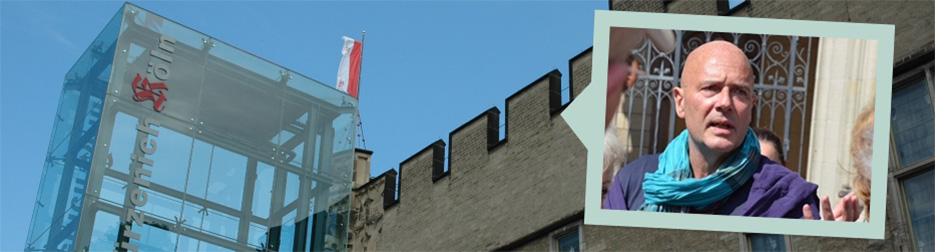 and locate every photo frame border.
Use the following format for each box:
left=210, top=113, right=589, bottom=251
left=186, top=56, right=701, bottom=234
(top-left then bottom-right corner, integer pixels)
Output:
left=564, top=10, right=894, bottom=239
